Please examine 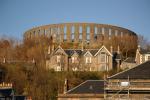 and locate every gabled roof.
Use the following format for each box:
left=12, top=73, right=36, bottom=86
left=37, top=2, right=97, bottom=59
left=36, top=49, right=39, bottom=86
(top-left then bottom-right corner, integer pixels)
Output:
left=94, top=45, right=112, bottom=56
left=51, top=45, right=113, bottom=57
left=64, top=50, right=83, bottom=57
left=67, top=80, right=104, bottom=94
left=109, top=61, right=150, bottom=79
left=52, top=46, right=68, bottom=56
left=83, top=51, right=93, bottom=56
